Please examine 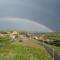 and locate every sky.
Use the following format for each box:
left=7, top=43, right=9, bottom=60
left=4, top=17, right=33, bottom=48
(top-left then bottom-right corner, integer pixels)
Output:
left=0, top=18, right=53, bottom=32
left=0, top=0, right=60, bottom=31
